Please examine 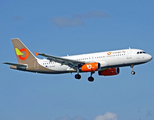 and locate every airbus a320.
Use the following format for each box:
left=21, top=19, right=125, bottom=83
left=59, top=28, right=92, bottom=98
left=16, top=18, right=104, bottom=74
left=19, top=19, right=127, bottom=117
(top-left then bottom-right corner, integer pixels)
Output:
left=3, top=38, right=152, bottom=82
